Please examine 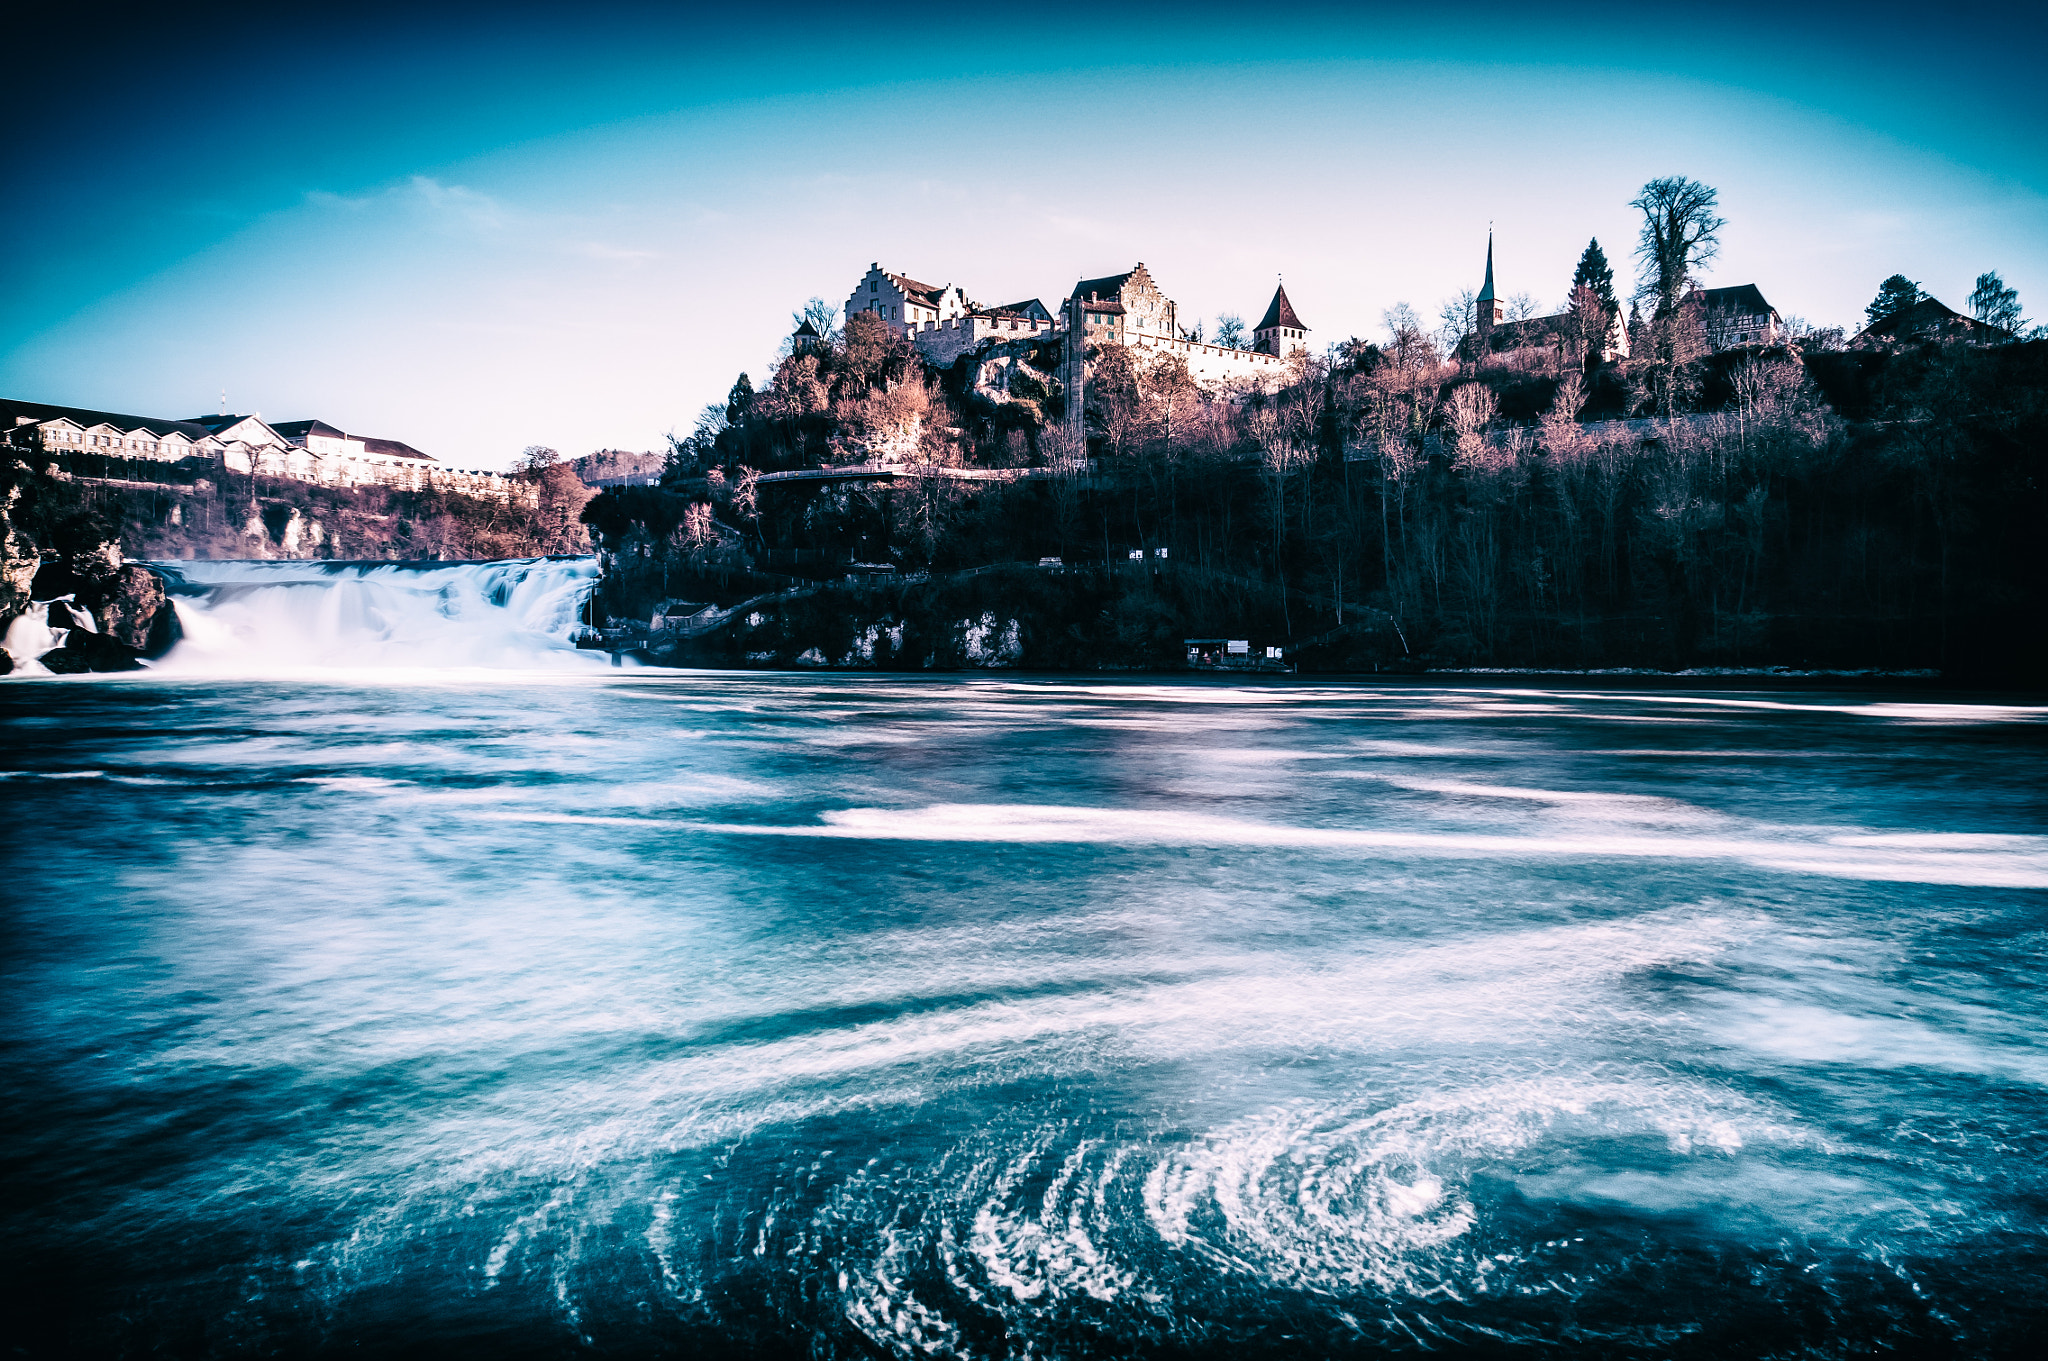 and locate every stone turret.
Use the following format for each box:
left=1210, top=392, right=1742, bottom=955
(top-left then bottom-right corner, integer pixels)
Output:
left=1253, top=282, right=1308, bottom=357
